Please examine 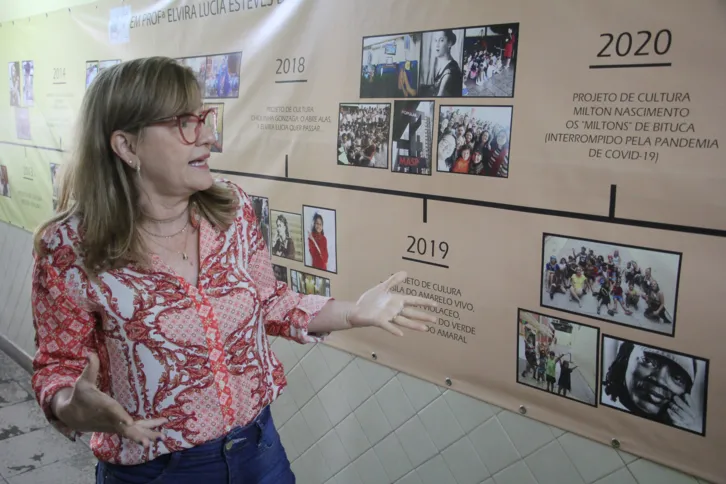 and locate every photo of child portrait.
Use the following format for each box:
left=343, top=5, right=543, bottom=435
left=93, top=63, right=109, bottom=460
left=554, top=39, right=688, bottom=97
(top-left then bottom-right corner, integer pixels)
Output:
left=9, top=62, right=20, bottom=106
left=21, top=61, right=34, bottom=106
left=302, top=206, right=337, bottom=274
